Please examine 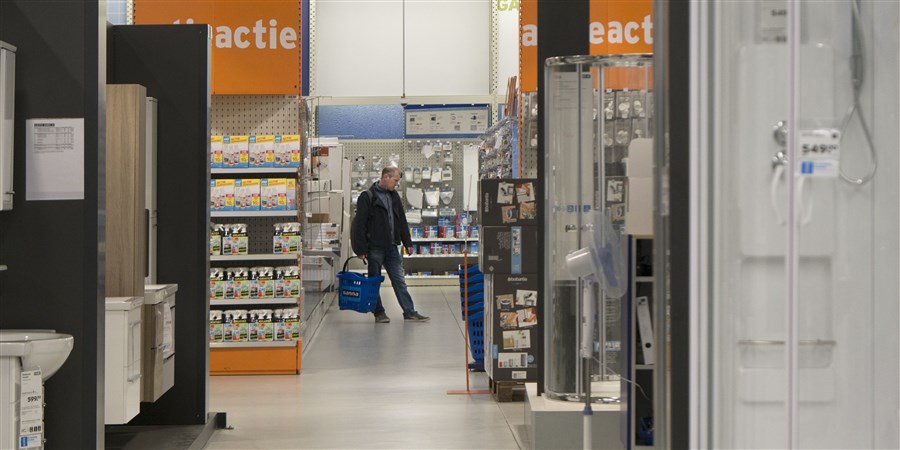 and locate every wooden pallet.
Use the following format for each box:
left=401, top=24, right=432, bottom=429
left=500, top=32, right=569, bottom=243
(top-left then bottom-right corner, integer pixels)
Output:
left=489, top=378, right=526, bottom=402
